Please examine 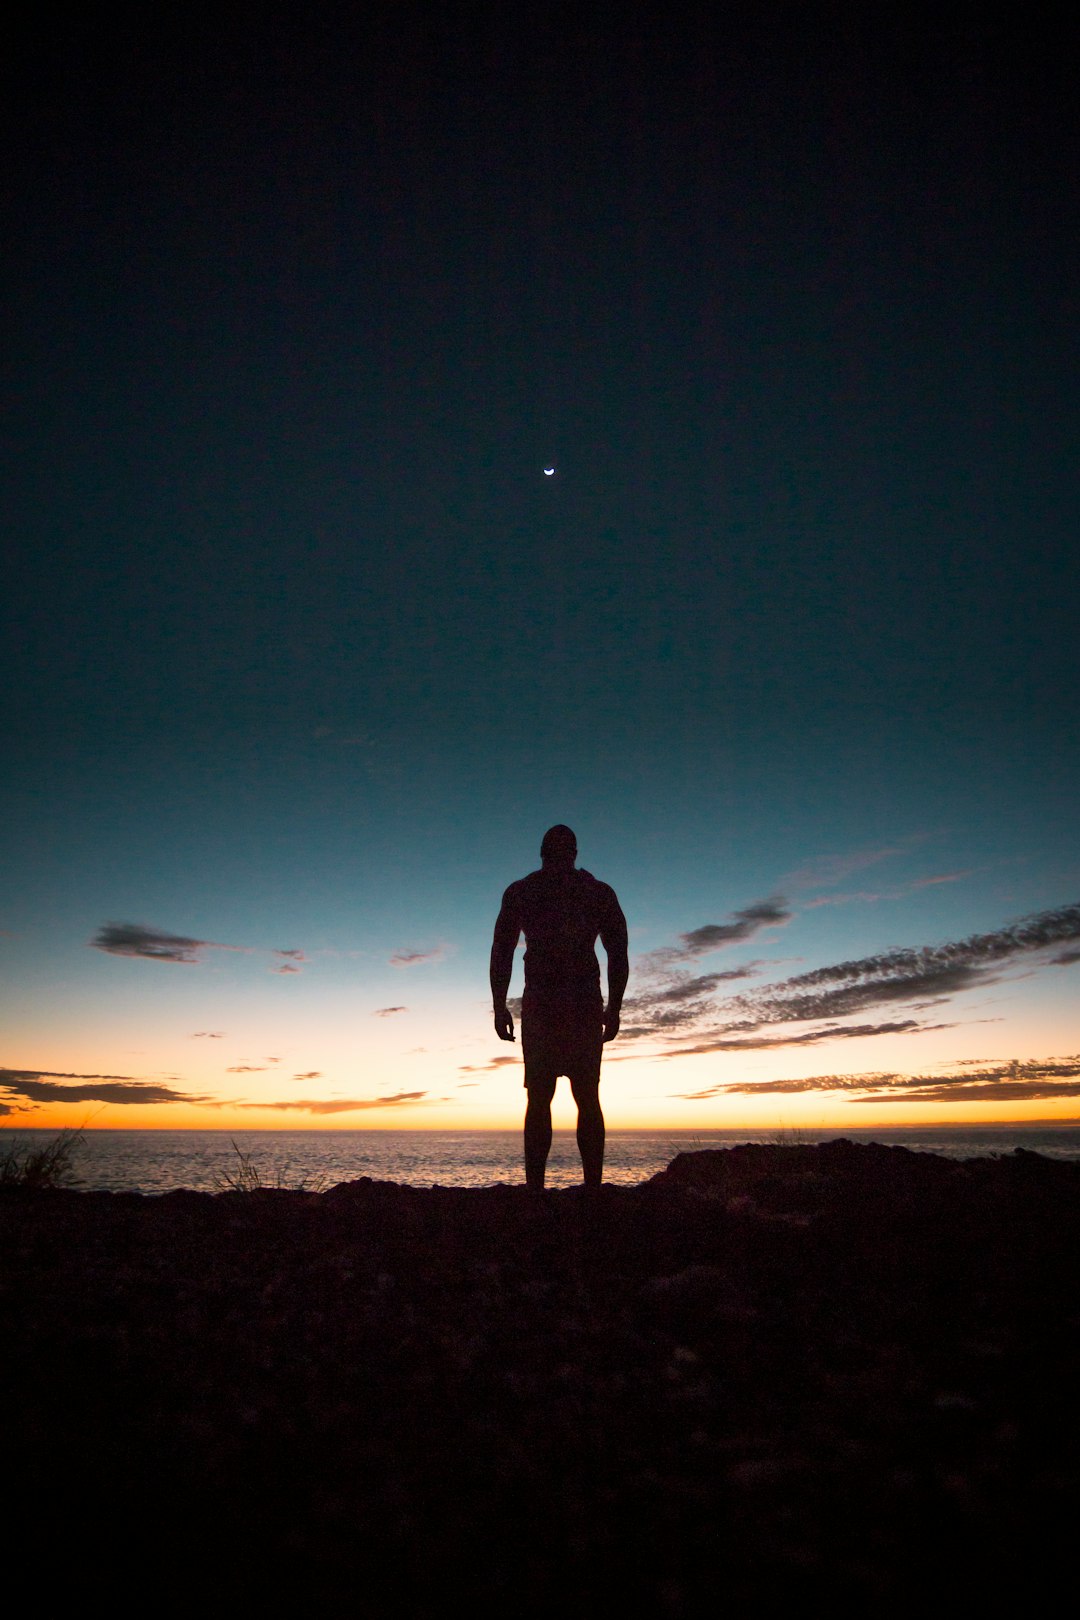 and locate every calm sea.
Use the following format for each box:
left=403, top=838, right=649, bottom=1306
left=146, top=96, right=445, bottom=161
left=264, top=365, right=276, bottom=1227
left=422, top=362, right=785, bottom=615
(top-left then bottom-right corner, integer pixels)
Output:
left=4, top=1125, right=1080, bottom=1195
